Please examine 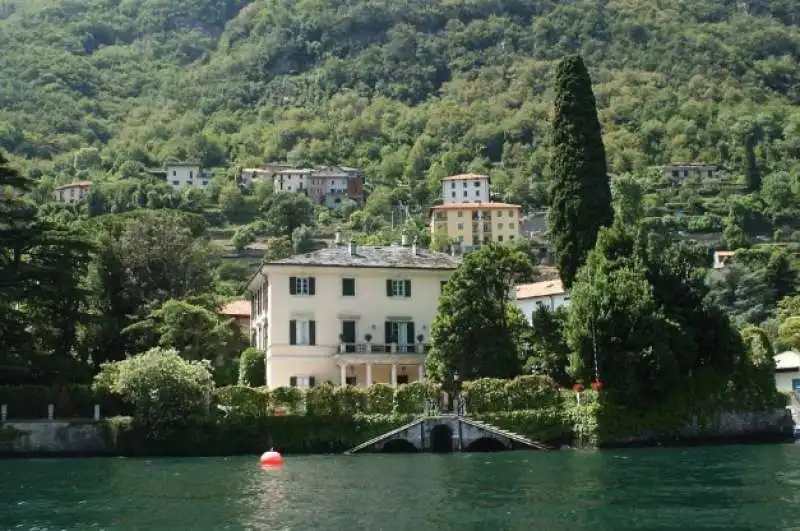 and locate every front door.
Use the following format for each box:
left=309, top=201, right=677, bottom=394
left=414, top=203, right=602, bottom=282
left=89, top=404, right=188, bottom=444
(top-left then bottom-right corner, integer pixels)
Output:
left=342, top=320, right=356, bottom=353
